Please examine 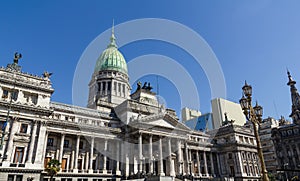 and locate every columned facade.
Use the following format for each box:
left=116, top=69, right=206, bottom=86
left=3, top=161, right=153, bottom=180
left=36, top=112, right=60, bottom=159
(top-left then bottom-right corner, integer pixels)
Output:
left=0, top=31, right=261, bottom=181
